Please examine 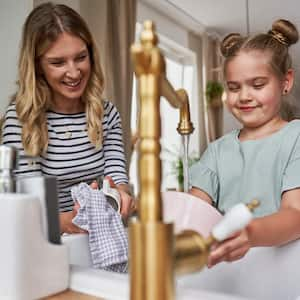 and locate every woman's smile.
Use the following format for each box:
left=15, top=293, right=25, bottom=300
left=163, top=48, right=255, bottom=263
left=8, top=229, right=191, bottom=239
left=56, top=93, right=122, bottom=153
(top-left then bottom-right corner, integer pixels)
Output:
left=62, top=78, right=83, bottom=89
